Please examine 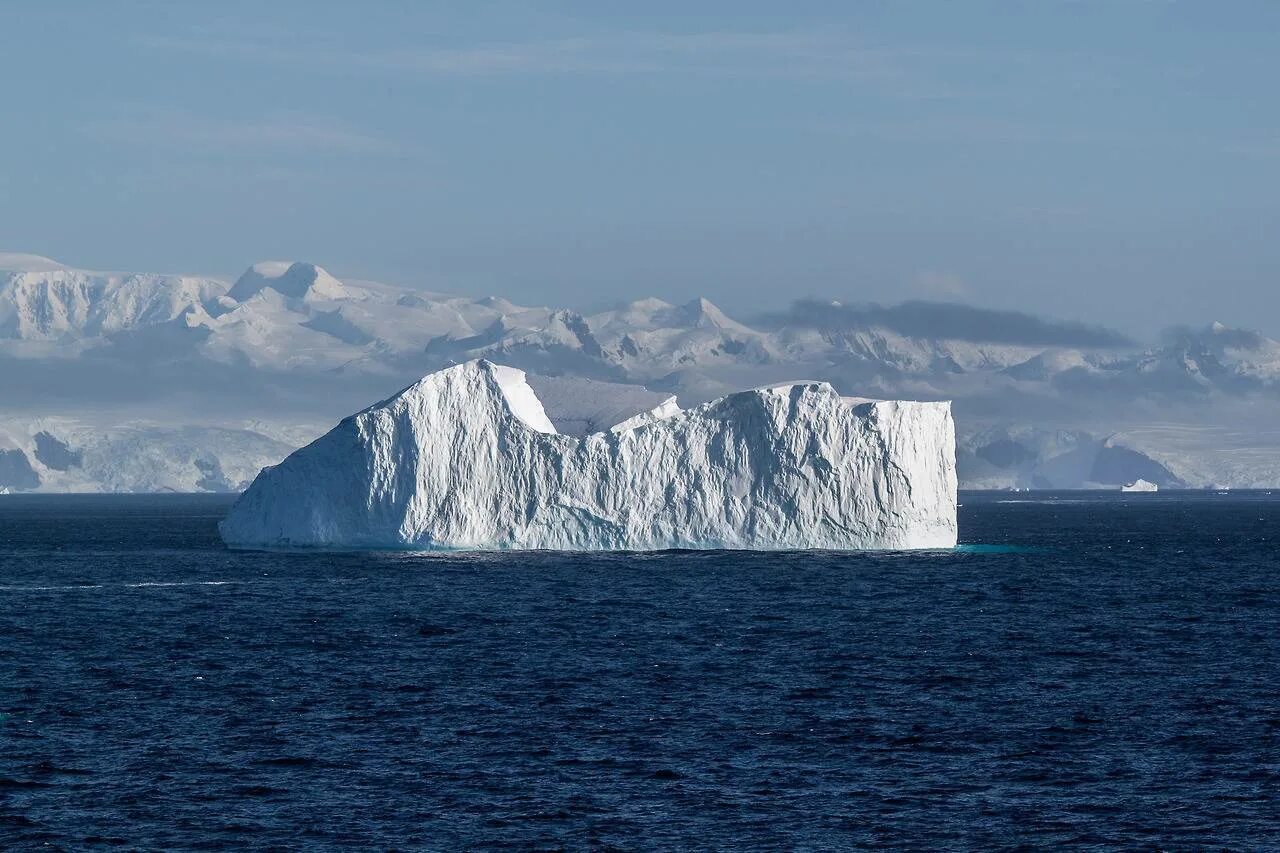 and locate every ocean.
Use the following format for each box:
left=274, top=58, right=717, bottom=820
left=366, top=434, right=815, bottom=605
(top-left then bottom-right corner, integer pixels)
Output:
left=1, top=492, right=1277, bottom=849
